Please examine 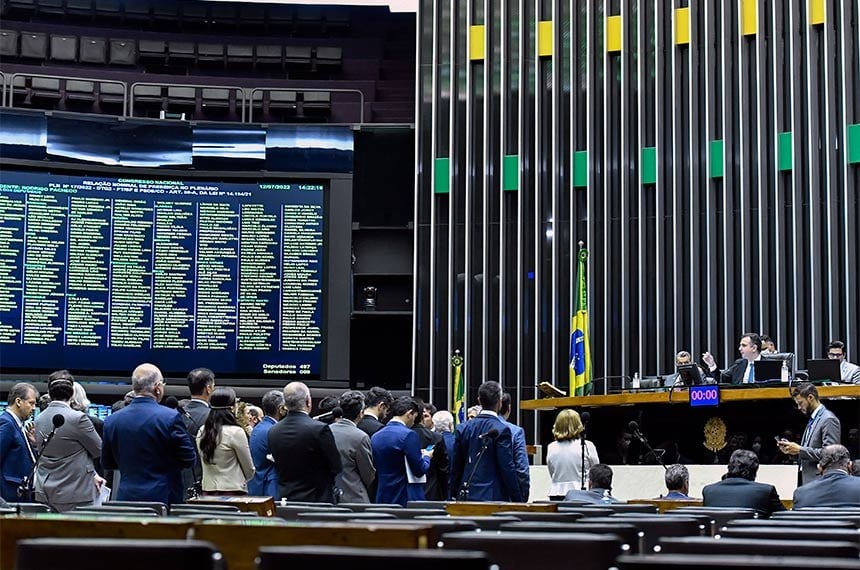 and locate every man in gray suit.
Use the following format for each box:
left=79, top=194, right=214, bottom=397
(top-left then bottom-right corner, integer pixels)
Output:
left=777, top=383, right=841, bottom=485
left=181, top=367, right=214, bottom=497
left=330, top=391, right=376, bottom=503
left=34, top=370, right=104, bottom=512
